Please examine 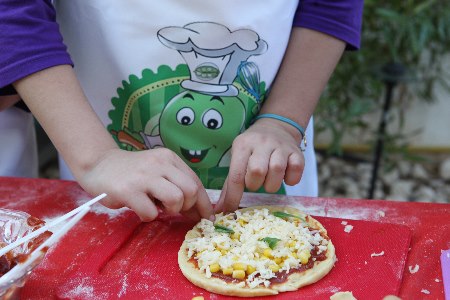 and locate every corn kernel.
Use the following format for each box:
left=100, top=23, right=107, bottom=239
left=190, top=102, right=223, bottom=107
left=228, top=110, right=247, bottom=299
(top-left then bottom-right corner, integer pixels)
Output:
left=263, top=248, right=273, bottom=258
left=238, top=219, right=246, bottom=226
left=232, top=270, right=246, bottom=280
left=246, top=265, right=256, bottom=275
left=269, top=264, right=280, bottom=273
left=222, top=267, right=233, bottom=275
left=231, top=232, right=241, bottom=240
left=288, top=241, right=296, bottom=248
left=298, top=250, right=311, bottom=265
left=220, top=249, right=227, bottom=256
left=274, top=257, right=282, bottom=264
left=291, top=252, right=298, bottom=259
left=209, top=263, right=220, bottom=273
left=233, top=263, right=247, bottom=271
left=232, top=256, right=239, bottom=261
